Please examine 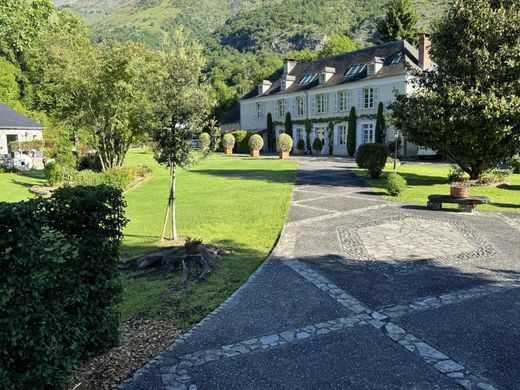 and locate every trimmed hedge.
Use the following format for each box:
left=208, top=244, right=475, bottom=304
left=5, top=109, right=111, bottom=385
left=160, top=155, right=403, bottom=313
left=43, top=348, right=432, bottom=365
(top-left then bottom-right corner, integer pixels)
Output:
left=387, top=172, right=407, bottom=196
left=248, top=133, right=264, bottom=151
left=356, top=143, right=387, bottom=178
left=0, top=186, right=127, bottom=389
left=222, top=133, right=235, bottom=149
left=278, top=133, right=293, bottom=152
